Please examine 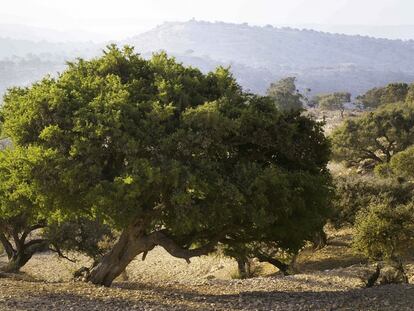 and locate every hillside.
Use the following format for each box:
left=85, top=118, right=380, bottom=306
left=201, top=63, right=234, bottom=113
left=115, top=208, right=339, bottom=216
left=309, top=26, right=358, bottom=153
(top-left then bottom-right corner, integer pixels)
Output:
left=2, top=21, right=414, bottom=97
left=127, top=20, right=414, bottom=94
